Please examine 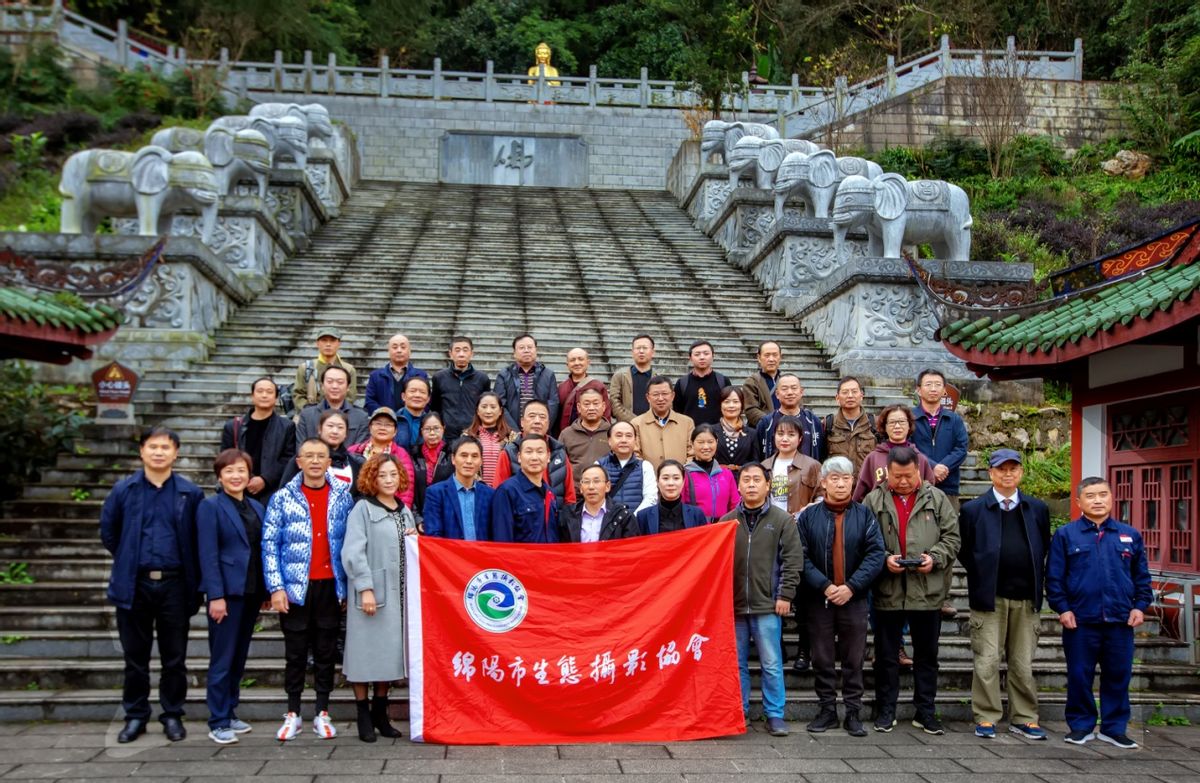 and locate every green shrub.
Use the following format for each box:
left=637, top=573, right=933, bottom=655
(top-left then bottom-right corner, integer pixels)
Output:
left=1006, top=135, right=1069, bottom=178
left=0, top=44, right=72, bottom=114
left=1020, top=444, right=1072, bottom=499
left=0, top=361, right=90, bottom=500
